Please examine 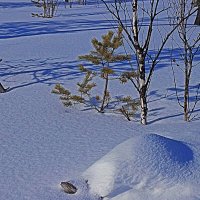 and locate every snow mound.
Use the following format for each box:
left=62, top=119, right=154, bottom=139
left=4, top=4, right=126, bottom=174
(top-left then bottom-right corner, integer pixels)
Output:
left=83, top=133, right=200, bottom=200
